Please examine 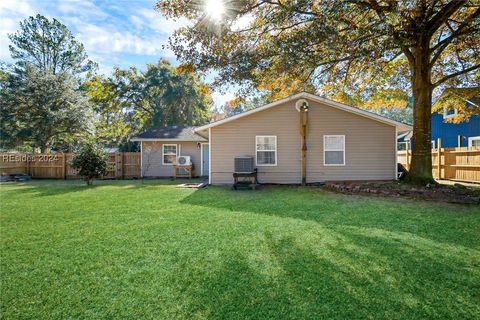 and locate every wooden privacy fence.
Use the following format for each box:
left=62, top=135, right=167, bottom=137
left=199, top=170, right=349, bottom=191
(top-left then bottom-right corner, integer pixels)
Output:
left=0, top=153, right=141, bottom=179
left=398, top=141, right=480, bottom=183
